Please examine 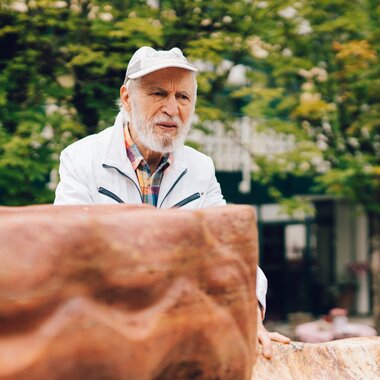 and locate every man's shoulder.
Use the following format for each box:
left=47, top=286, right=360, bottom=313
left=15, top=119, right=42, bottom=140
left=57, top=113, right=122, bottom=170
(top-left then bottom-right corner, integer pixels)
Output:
left=62, top=126, right=113, bottom=155
left=182, top=144, right=213, bottom=162
left=179, top=145, right=215, bottom=174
